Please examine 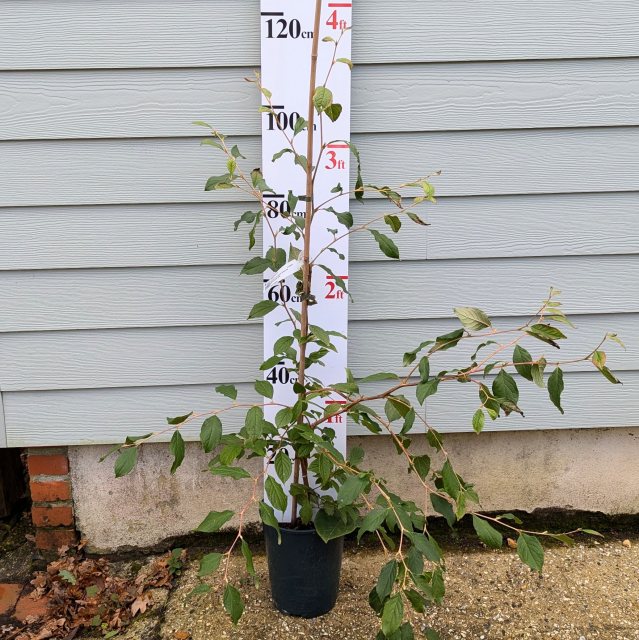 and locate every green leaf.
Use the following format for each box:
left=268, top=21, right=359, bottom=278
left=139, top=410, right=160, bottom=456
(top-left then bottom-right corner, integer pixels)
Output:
left=196, top=510, right=234, bottom=533
left=606, top=332, right=626, bottom=349
left=359, top=372, right=400, bottom=383
left=472, top=409, right=485, bottom=434
left=531, top=357, right=547, bottom=388
left=198, top=552, right=223, bottom=577
left=581, top=528, right=604, bottom=538
left=248, top=299, right=279, bottom=320
left=513, top=345, right=534, bottom=381
left=271, top=147, right=292, bottom=162
left=376, top=560, right=398, bottom=600
left=348, top=446, right=365, bottom=467
left=433, top=329, right=464, bottom=352
left=517, top=533, right=544, bottom=572
left=409, top=532, right=442, bottom=563
left=200, top=416, right=223, bottom=453
left=259, top=501, right=281, bottom=543
left=492, top=370, right=519, bottom=404
left=59, top=569, right=77, bottom=585
left=403, top=211, right=427, bottom=228
left=314, top=509, right=357, bottom=542
left=359, top=507, right=389, bottom=538
left=205, top=174, right=234, bottom=191
left=313, top=86, right=333, bottom=112
left=215, top=384, right=237, bottom=400
left=416, top=378, right=439, bottom=405
left=382, top=594, right=404, bottom=637
left=231, top=145, right=245, bottom=159
left=370, top=229, right=400, bottom=259
left=166, top=412, right=193, bottom=425
left=417, top=356, right=430, bottom=383
left=241, top=256, right=271, bottom=275
left=384, top=214, right=402, bottom=233
left=548, top=367, right=565, bottom=414
left=527, top=323, right=566, bottom=348
left=241, top=539, right=256, bottom=579
left=169, top=431, right=185, bottom=475
left=325, top=103, right=343, bottom=122
left=453, top=307, right=492, bottom=331
left=334, top=210, right=354, bottom=228
left=114, top=447, right=138, bottom=478
left=265, top=476, right=288, bottom=512
left=472, top=515, right=503, bottom=549
left=209, top=465, right=251, bottom=480
left=336, top=57, right=353, bottom=70
left=441, top=460, right=461, bottom=500
left=250, top=169, right=273, bottom=193
left=223, top=584, right=244, bottom=625
left=188, top=584, right=212, bottom=597
left=430, top=494, right=456, bottom=527
left=412, top=455, right=430, bottom=481
left=293, top=117, right=307, bottom=136
left=274, top=451, right=292, bottom=483
left=337, top=475, right=367, bottom=506
left=254, top=379, right=274, bottom=399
